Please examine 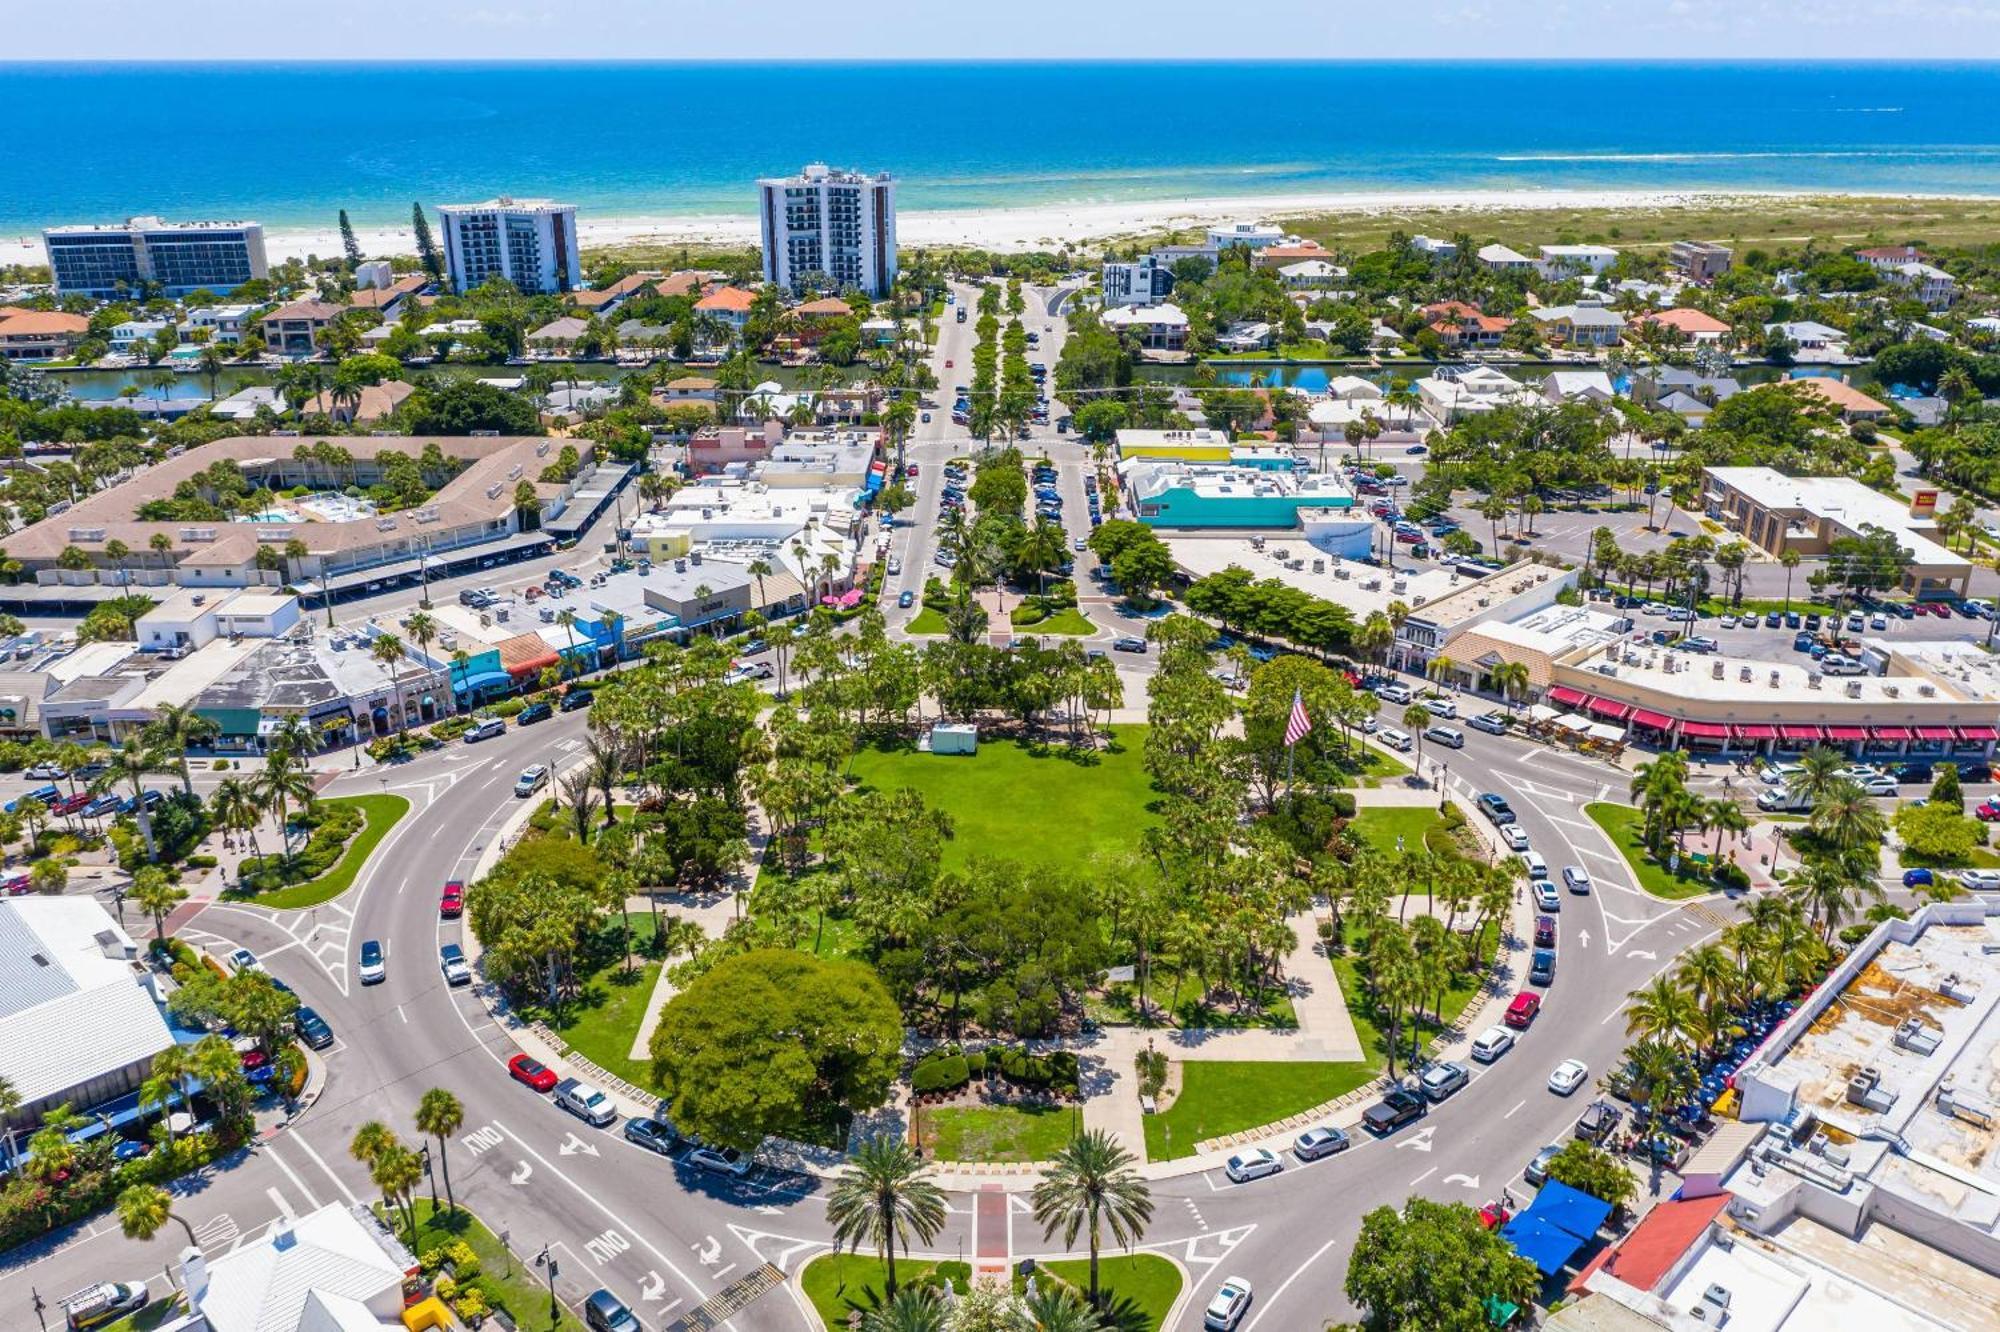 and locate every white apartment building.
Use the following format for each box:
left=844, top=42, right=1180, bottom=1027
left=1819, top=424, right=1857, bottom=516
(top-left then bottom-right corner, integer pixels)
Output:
left=437, top=197, right=580, bottom=296
left=1206, top=221, right=1285, bottom=250
left=1537, top=243, right=1620, bottom=277
left=1102, top=256, right=1172, bottom=308
left=758, top=163, right=898, bottom=298
left=42, top=217, right=268, bottom=299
